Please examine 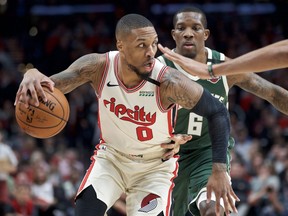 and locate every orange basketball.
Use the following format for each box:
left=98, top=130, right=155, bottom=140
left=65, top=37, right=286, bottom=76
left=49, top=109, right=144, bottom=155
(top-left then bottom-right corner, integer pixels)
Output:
left=15, top=87, right=70, bottom=139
